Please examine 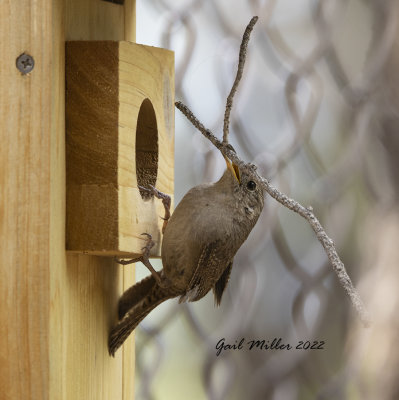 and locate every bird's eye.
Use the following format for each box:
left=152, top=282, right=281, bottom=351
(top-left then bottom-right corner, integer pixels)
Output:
left=247, top=180, right=256, bottom=191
